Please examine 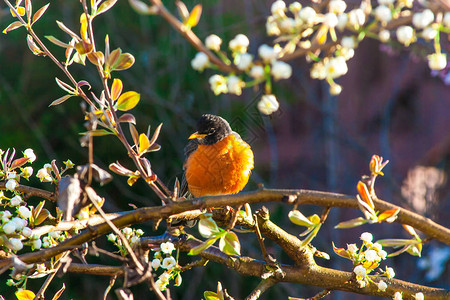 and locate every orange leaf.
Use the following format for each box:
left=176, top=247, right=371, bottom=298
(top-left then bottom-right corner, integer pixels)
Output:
left=32, top=3, right=50, bottom=25
left=110, top=78, right=123, bottom=101
left=3, top=21, right=24, bottom=34
left=332, top=242, right=351, bottom=259
left=138, top=133, right=150, bottom=155
left=378, top=208, right=400, bottom=223
left=16, top=290, right=36, bottom=300
left=185, top=4, right=202, bottom=28
left=356, top=181, right=374, bottom=210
